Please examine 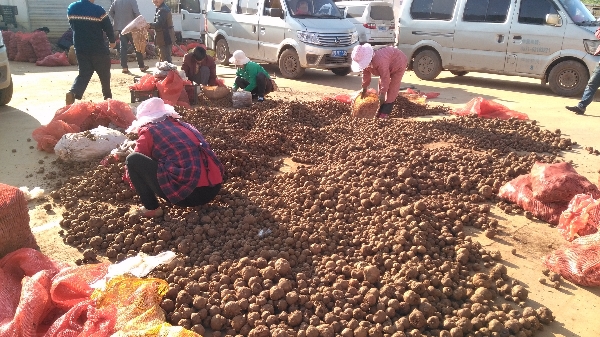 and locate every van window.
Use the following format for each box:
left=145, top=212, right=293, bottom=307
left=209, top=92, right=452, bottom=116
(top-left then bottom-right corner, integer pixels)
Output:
left=181, top=0, right=201, bottom=13
left=518, top=0, right=559, bottom=25
left=237, top=0, right=259, bottom=14
left=346, top=6, right=366, bottom=18
left=212, top=0, right=233, bottom=12
left=370, top=5, right=394, bottom=20
left=410, top=0, right=457, bottom=20
left=463, top=0, right=510, bottom=22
